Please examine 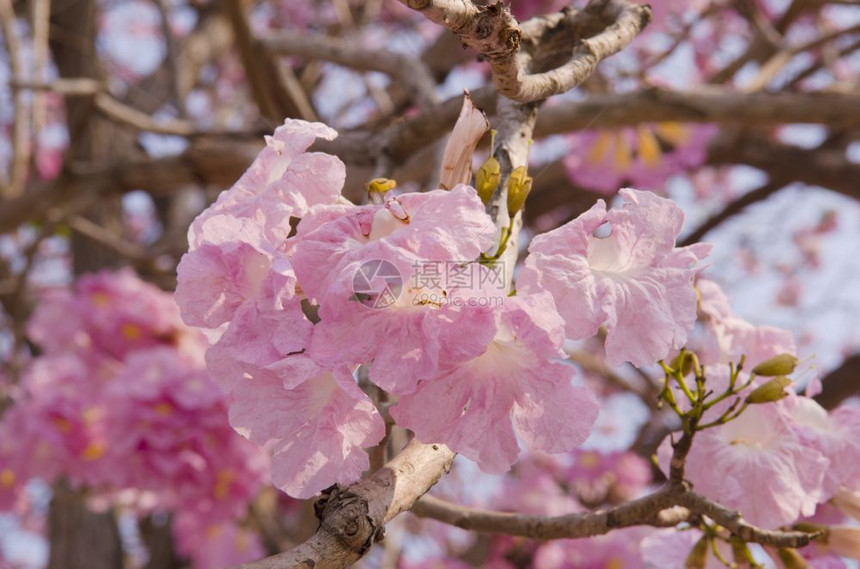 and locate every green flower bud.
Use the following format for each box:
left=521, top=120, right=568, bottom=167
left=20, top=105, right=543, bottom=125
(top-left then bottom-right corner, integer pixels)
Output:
left=752, top=353, right=798, bottom=377
left=745, top=376, right=792, bottom=404
left=507, top=166, right=533, bottom=216
left=670, top=351, right=694, bottom=377
left=685, top=536, right=709, bottom=569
